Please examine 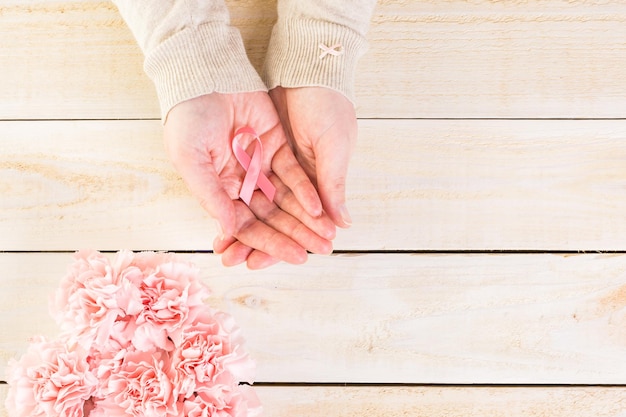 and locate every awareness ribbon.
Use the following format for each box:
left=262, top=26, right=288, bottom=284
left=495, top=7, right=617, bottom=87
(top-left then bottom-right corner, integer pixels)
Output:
left=231, top=126, right=276, bottom=206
